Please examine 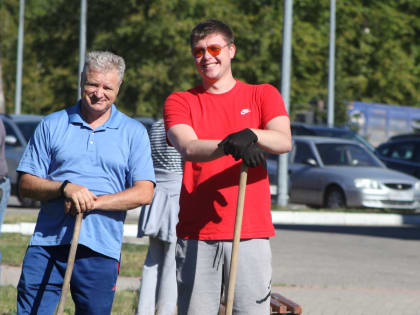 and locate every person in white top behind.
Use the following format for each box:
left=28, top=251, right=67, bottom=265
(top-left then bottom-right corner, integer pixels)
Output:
left=136, top=118, right=183, bottom=315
